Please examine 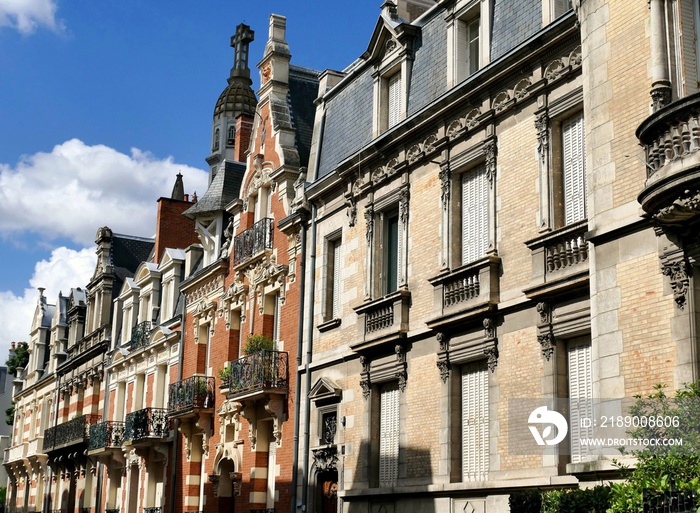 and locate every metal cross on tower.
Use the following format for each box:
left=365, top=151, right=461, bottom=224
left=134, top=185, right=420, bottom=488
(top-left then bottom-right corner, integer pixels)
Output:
left=230, top=23, right=254, bottom=75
